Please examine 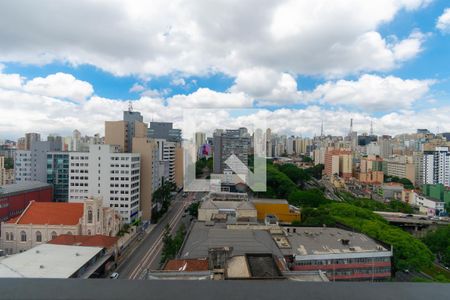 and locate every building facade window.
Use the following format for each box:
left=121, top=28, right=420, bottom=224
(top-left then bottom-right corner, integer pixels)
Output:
left=36, top=231, right=42, bottom=242
left=20, top=231, right=26, bottom=242
left=88, top=208, right=93, bottom=223
left=51, top=231, right=57, bottom=240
